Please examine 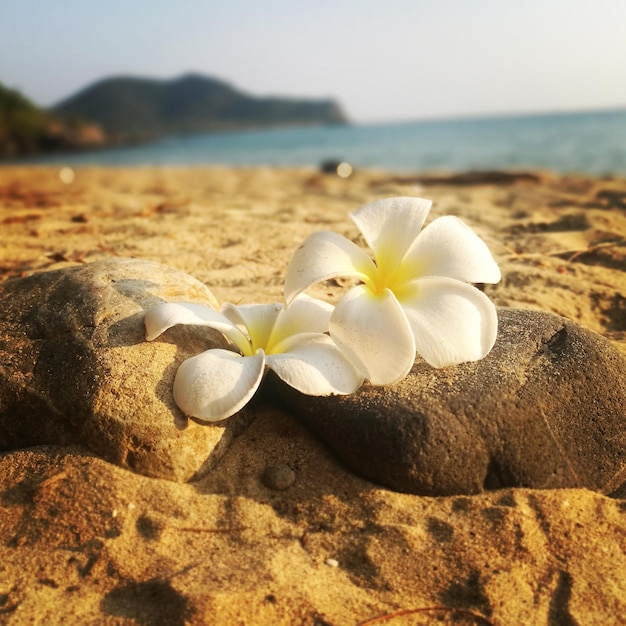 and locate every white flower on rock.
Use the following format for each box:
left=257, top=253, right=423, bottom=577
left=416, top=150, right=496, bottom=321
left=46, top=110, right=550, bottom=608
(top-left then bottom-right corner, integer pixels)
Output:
left=284, top=197, right=501, bottom=385
left=145, top=294, right=363, bottom=422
